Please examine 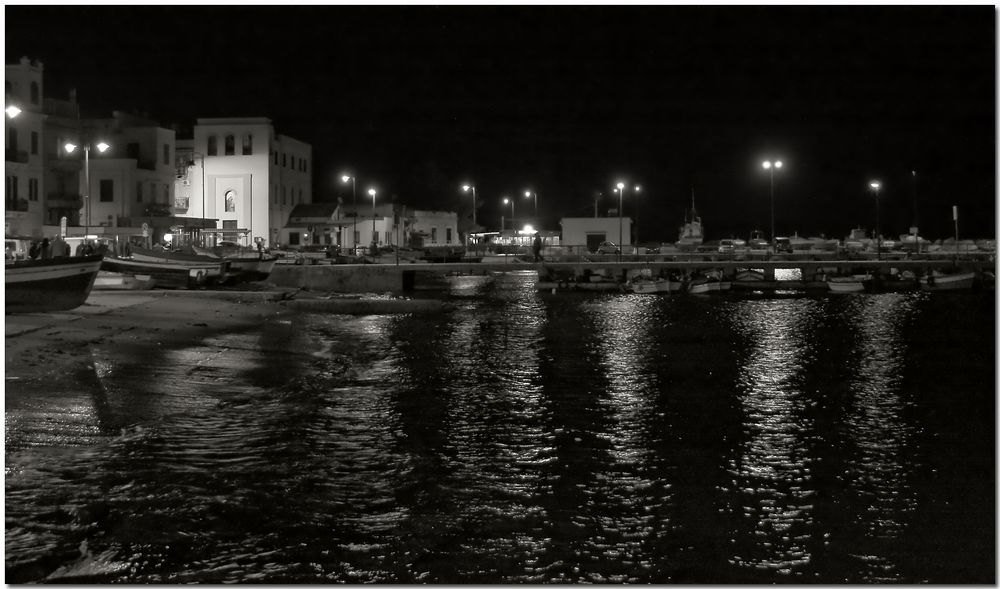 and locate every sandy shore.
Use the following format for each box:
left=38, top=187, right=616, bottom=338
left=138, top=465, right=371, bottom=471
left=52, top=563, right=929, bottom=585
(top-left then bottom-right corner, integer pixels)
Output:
left=5, top=289, right=297, bottom=382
